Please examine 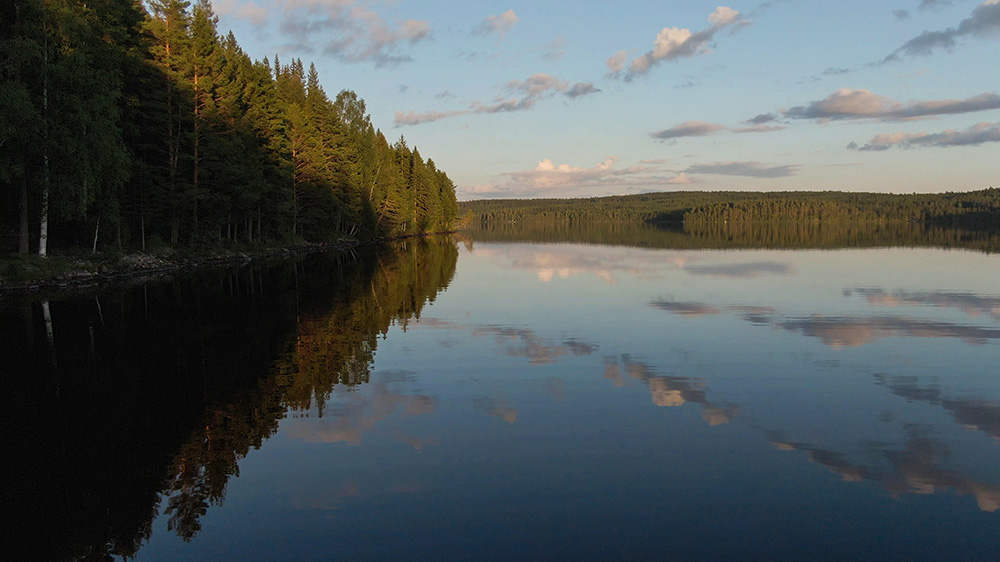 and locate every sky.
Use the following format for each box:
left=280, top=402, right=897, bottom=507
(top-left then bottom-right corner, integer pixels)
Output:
left=211, top=0, right=1000, bottom=199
